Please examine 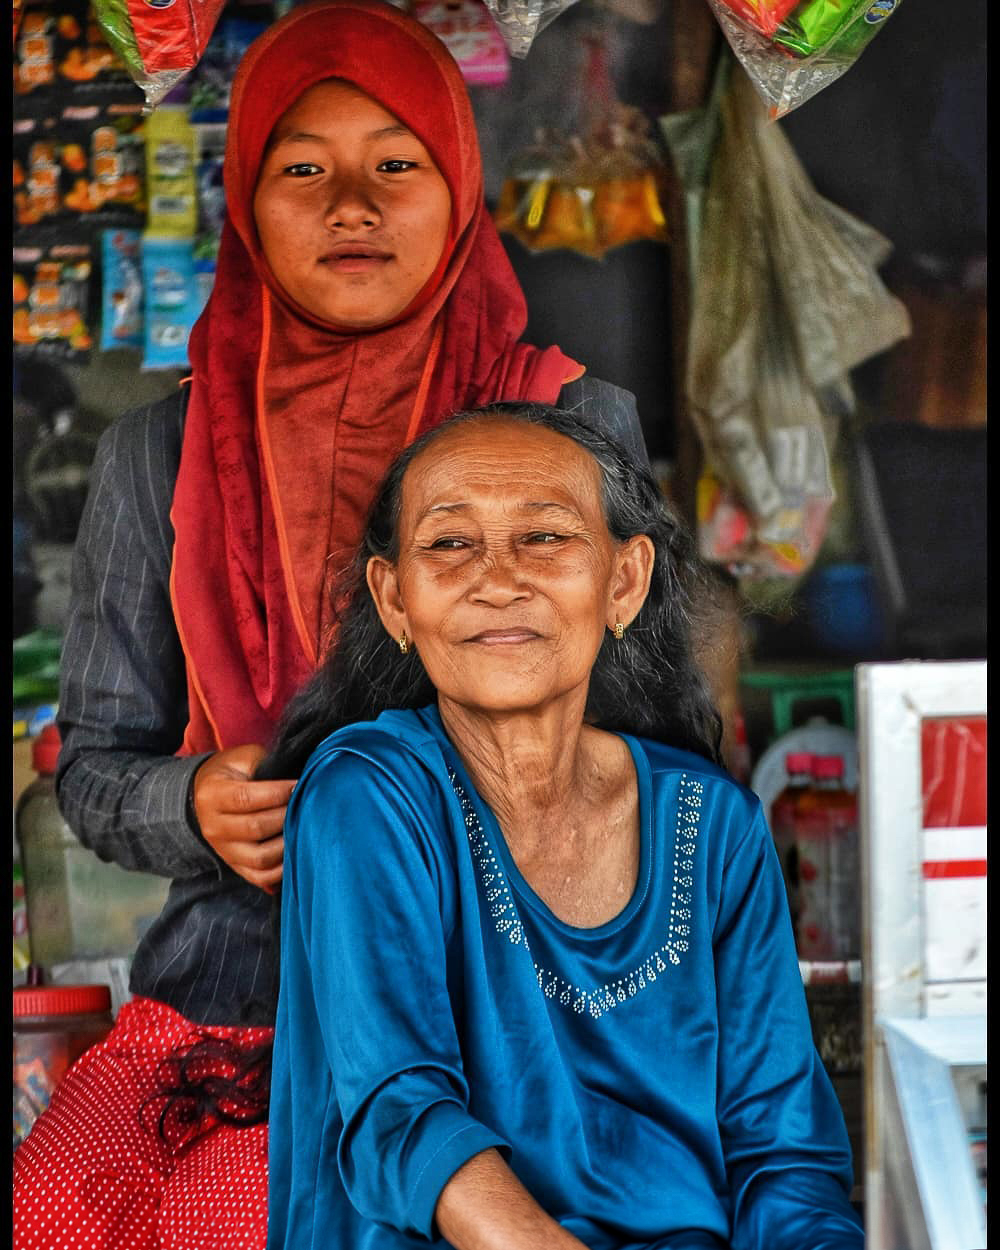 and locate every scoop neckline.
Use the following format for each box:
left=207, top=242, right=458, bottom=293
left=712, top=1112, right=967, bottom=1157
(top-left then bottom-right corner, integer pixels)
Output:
left=423, top=707, right=653, bottom=941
